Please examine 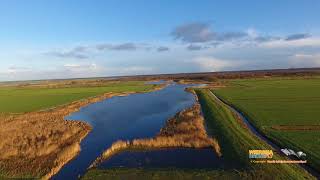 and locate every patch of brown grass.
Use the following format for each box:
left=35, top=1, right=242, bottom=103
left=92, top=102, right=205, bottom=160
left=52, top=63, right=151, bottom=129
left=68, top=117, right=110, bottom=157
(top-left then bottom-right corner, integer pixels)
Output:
left=132, top=103, right=221, bottom=155
left=0, top=92, right=132, bottom=179
left=90, top=98, right=222, bottom=168
left=89, top=140, right=130, bottom=168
